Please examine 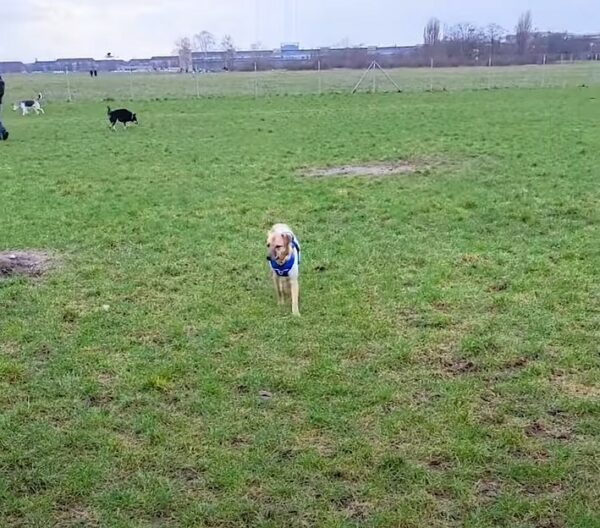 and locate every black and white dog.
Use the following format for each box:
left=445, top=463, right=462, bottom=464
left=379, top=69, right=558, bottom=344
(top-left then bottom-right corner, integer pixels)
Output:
left=107, top=106, right=138, bottom=130
left=13, top=93, right=44, bottom=116
left=0, top=75, right=8, bottom=140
